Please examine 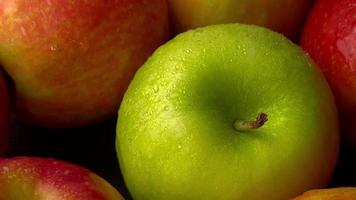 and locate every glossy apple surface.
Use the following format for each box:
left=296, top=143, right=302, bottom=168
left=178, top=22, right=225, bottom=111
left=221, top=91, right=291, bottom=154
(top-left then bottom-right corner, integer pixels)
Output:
left=301, top=0, right=355, bottom=147
left=168, top=0, right=313, bottom=39
left=301, top=0, right=356, bottom=113
left=116, top=24, right=339, bottom=199
left=0, top=0, right=169, bottom=127
left=0, top=157, right=124, bottom=200
left=0, top=70, right=9, bottom=155
left=293, top=187, right=356, bottom=200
